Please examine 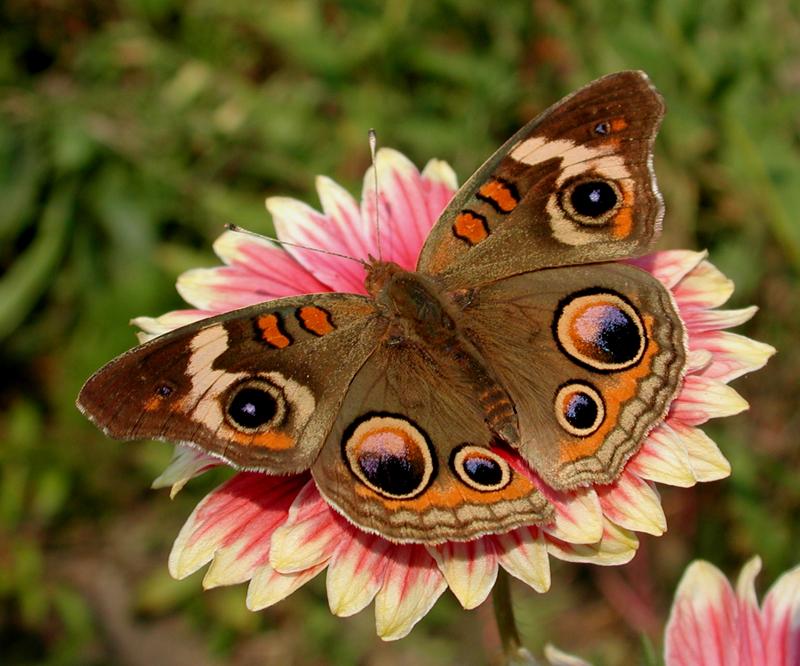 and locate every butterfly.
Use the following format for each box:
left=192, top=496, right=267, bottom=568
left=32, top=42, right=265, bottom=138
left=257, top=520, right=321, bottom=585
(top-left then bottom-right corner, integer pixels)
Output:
left=78, top=71, right=686, bottom=545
